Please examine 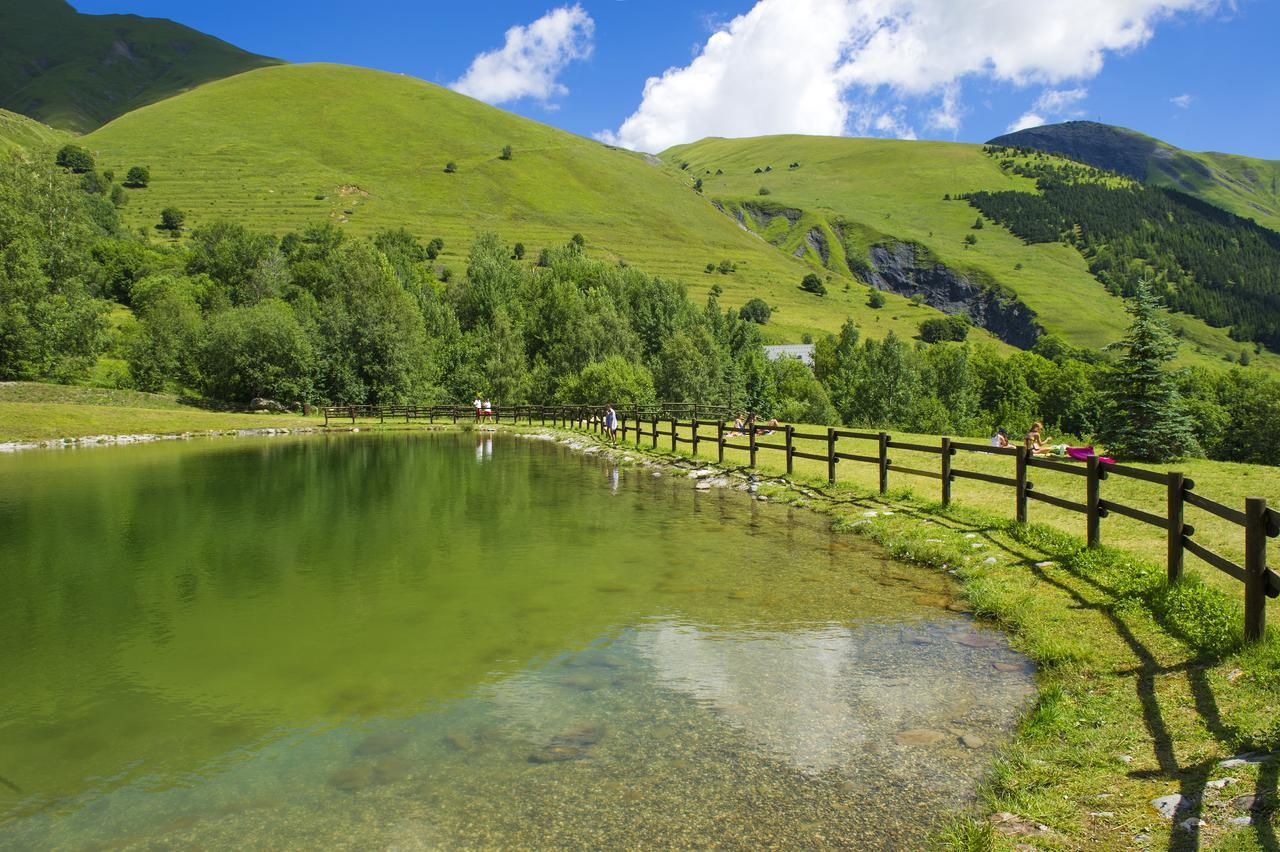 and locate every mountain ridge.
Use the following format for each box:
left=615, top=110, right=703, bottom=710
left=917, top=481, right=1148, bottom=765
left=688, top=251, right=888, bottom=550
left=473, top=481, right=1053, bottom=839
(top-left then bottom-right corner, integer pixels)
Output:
left=0, top=0, right=280, bottom=132
left=987, top=121, right=1280, bottom=231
